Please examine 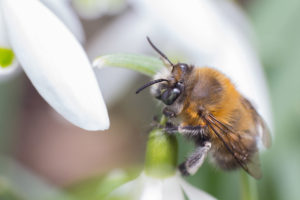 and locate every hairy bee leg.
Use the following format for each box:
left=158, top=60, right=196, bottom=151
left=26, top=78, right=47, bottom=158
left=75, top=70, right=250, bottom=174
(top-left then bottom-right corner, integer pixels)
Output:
left=164, top=125, right=207, bottom=135
left=178, top=125, right=207, bottom=136
left=179, top=141, right=211, bottom=176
